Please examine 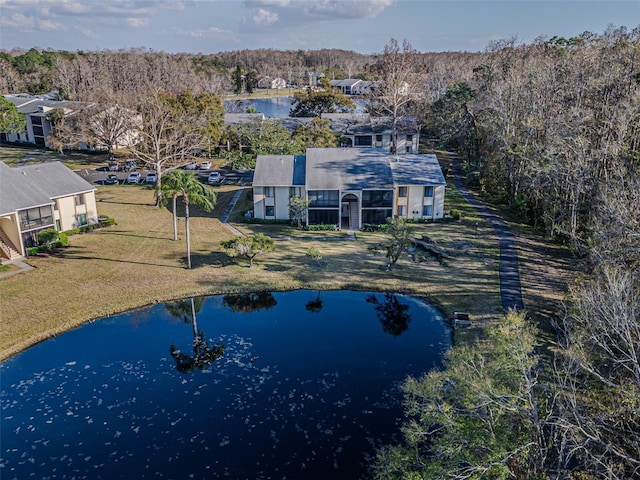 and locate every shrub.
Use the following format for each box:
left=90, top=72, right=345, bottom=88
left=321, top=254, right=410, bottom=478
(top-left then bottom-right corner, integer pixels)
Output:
left=240, top=218, right=290, bottom=225
left=306, top=247, right=323, bottom=260
left=361, top=223, right=389, bottom=232
left=304, top=224, right=338, bottom=231
left=449, top=209, right=462, bottom=220
left=37, top=228, right=59, bottom=245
